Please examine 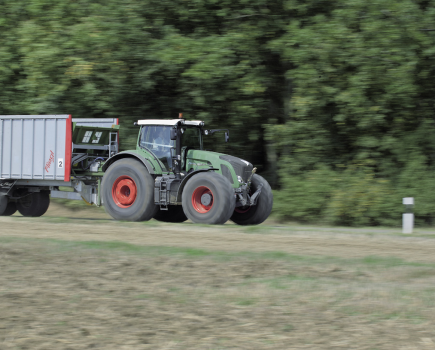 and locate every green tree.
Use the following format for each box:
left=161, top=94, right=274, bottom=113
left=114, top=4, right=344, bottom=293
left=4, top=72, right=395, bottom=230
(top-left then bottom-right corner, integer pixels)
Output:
left=269, top=0, right=435, bottom=225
